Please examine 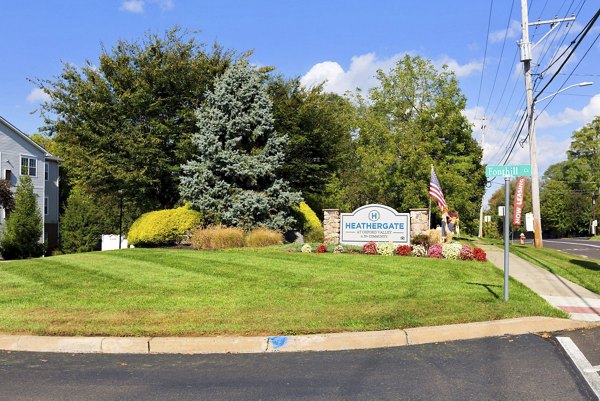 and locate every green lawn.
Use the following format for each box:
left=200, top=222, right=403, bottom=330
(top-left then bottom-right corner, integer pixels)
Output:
left=509, top=244, right=600, bottom=295
left=0, top=247, right=565, bottom=336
